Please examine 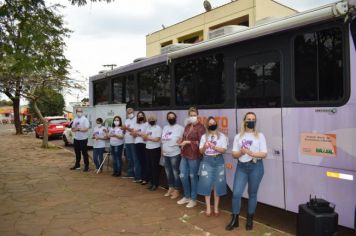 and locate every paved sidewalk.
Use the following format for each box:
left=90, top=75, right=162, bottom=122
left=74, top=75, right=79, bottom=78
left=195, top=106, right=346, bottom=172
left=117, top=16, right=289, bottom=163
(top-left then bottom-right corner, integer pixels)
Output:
left=0, top=129, right=290, bottom=236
